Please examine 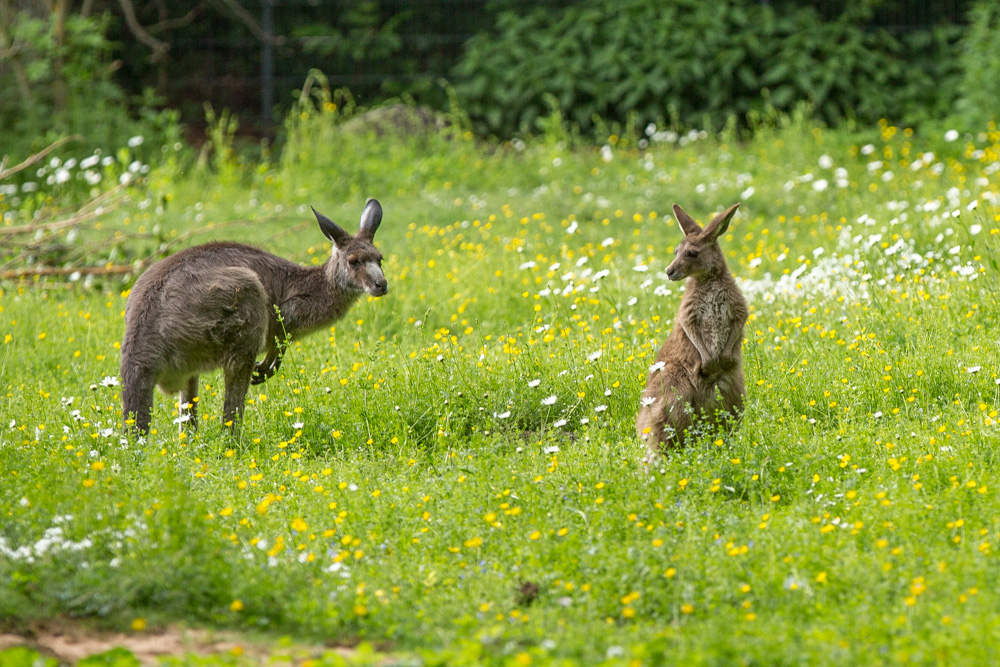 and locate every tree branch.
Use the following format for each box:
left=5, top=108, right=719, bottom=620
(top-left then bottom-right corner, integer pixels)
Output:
left=117, top=0, right=169, bottom=62
left=211, top=0, right=283, bottom=45
left=147, top=2, right=205, bottom=34
left=0, top=136, right=83, bottom=181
